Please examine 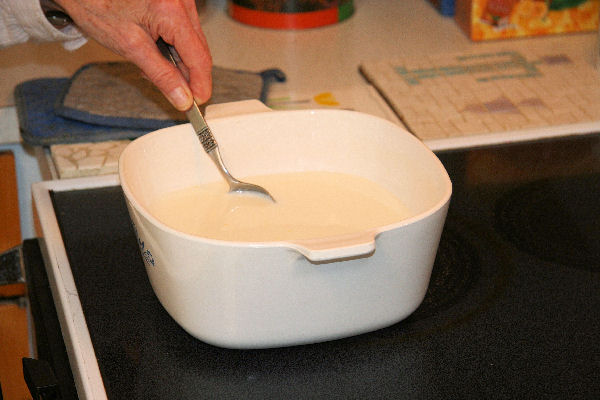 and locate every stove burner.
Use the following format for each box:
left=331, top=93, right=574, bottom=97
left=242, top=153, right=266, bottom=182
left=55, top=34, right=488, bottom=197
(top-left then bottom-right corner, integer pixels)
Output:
left=495, top=174, right=600, bottom=271
left=354, top=215, right=513, bottom=344
left=406, top=224, right=480, bottom=322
